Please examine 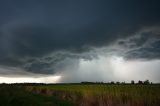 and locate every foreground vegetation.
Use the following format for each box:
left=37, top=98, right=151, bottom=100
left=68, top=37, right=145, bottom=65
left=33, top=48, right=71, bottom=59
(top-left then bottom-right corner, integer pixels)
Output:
left=23, top=84, right=160, bottom=106
left=0, top=85, right=75, bottom=106
left=0, top=84, right=159, bottom=106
